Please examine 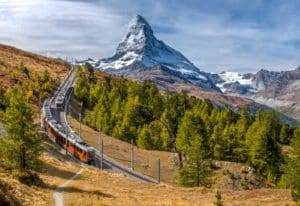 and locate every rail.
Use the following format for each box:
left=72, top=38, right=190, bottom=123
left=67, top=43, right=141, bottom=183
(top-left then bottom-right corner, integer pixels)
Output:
left=43, top=63, right=158, bottom=183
